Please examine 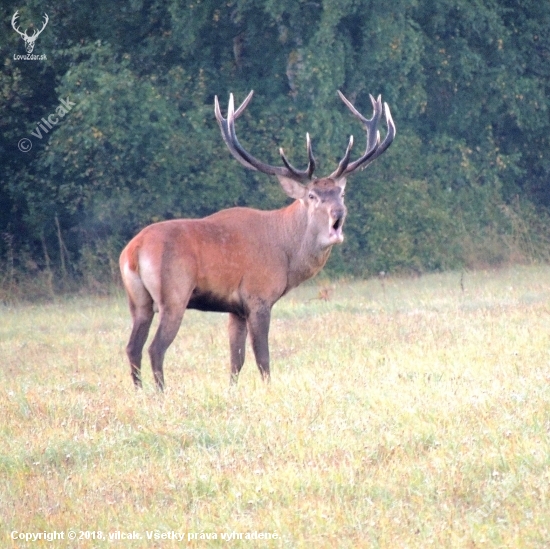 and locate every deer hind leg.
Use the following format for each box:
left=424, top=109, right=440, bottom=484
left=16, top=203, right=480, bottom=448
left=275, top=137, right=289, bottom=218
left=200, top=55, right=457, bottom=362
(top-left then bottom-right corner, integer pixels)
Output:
left=247, top=306, right=272, bottom=382
left=147, top=305, right=185, bottom=392
left=126, top=301, right=154, bottom=388
left=122, top=268, right=155, bottom=389
left=228, top=313, right=248, bottom=384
